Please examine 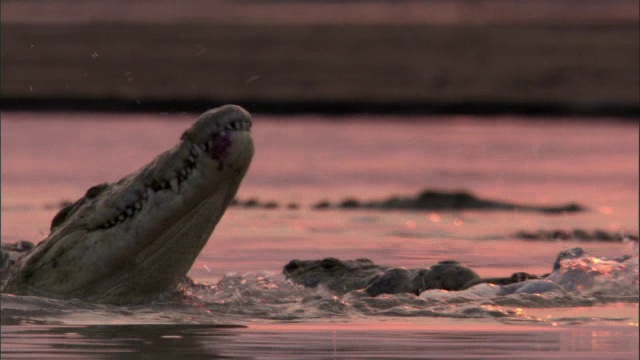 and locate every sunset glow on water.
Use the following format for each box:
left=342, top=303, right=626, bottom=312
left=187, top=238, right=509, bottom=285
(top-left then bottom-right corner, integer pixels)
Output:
left=1, top=112, right=638, bottom=358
